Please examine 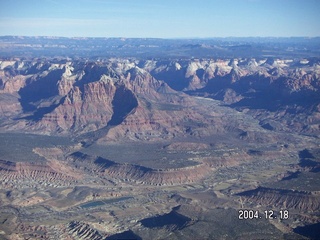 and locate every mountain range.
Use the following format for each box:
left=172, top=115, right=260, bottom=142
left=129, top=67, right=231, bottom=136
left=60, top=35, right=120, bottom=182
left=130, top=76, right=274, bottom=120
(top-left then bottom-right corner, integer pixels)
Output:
left=0, top=56, right=319, bottom=143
